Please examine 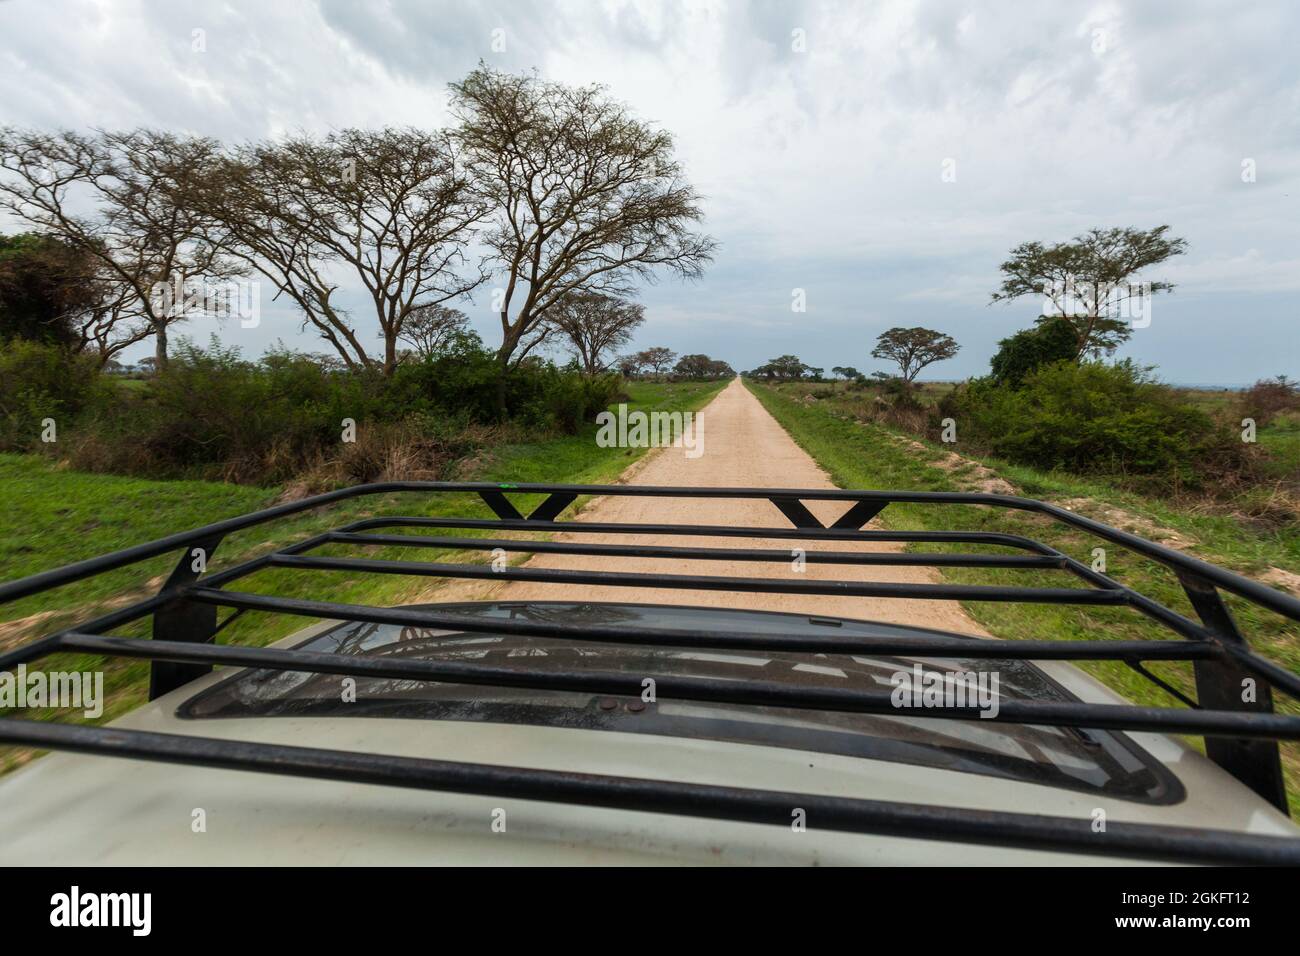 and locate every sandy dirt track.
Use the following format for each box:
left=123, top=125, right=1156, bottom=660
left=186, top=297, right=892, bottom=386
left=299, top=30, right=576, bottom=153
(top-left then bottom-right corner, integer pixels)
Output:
left=441, top=378, right=986, bottom=635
